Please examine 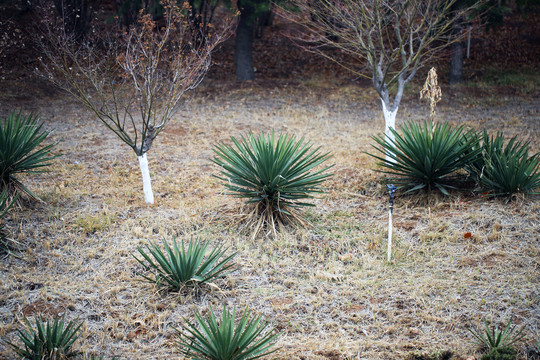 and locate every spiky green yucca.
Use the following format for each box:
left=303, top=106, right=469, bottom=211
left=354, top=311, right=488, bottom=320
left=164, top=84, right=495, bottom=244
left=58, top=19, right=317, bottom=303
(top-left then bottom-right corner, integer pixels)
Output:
left=6, top=316, right=82, bottom=360
left=368, top=121, right=480, bottom=195
left=134, top=238, right=236, bottom=292
left=212, top=132, right=333, bottom=232
left=466, top=131, right=540, bottom=196
left=468, top=319, right=525, bottom=352
left=481, top=347, right=517, bottom=360
left=176, top=306, right=280, bottom=360
left=0, top=111, right=58, bottom=199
